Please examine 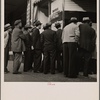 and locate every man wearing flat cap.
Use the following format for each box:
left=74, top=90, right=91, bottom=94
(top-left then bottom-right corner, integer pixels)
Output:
left=62, top=17, right=80, bottom=78
left=78, top=17, right=96, bottom=77
left=31, top=20, right=42, bottom=73
left=11, top=19, right=26, bottom=74
left=4, top=23, right=12, bottom=73
left=41, top=22, right=57, bottom=74
left=55, top=22, right=63, bottom=73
